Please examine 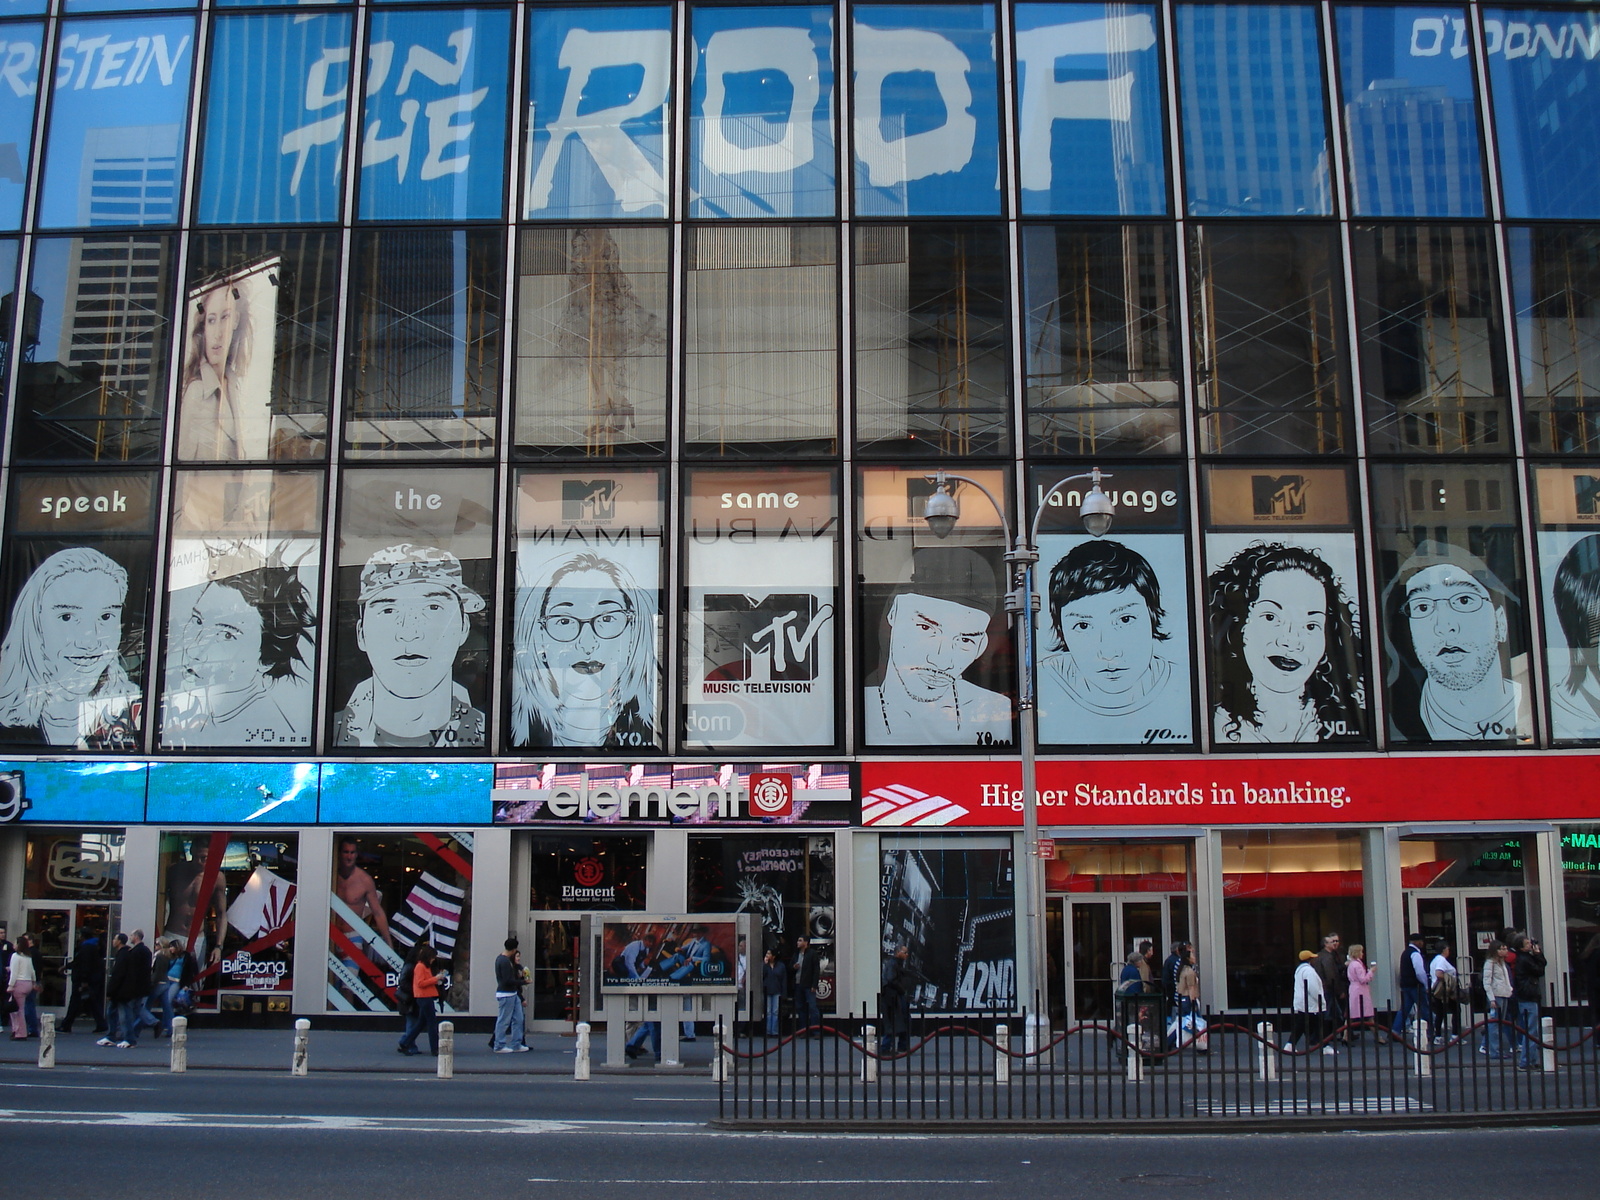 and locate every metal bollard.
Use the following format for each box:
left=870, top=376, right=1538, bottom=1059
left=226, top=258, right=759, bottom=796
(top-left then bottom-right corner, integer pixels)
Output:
left=1541, top=1016, right=1556, bottom=1073
left=710, top=1019, right=731, bottom=1083
left=1256, top=1022, right=1276, bottom=1082
left=574, top=1022, right=591, bottom=1081
left=995, top=1023, right=1010, bottom=1084
left=38, top=1014, right=55, bottom=1069
left=862, top=1024, right=878, bottom=1083
left=1125, top=1023, right=1145, bottom=1081
left=292, top=1018, right=310, bottom=1076
left=170, top=1016, right=188, bottom=1073
left=1413, top=1019, right=1431, bottom=1077
left=437, top=1020, right=454, bottom=1079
